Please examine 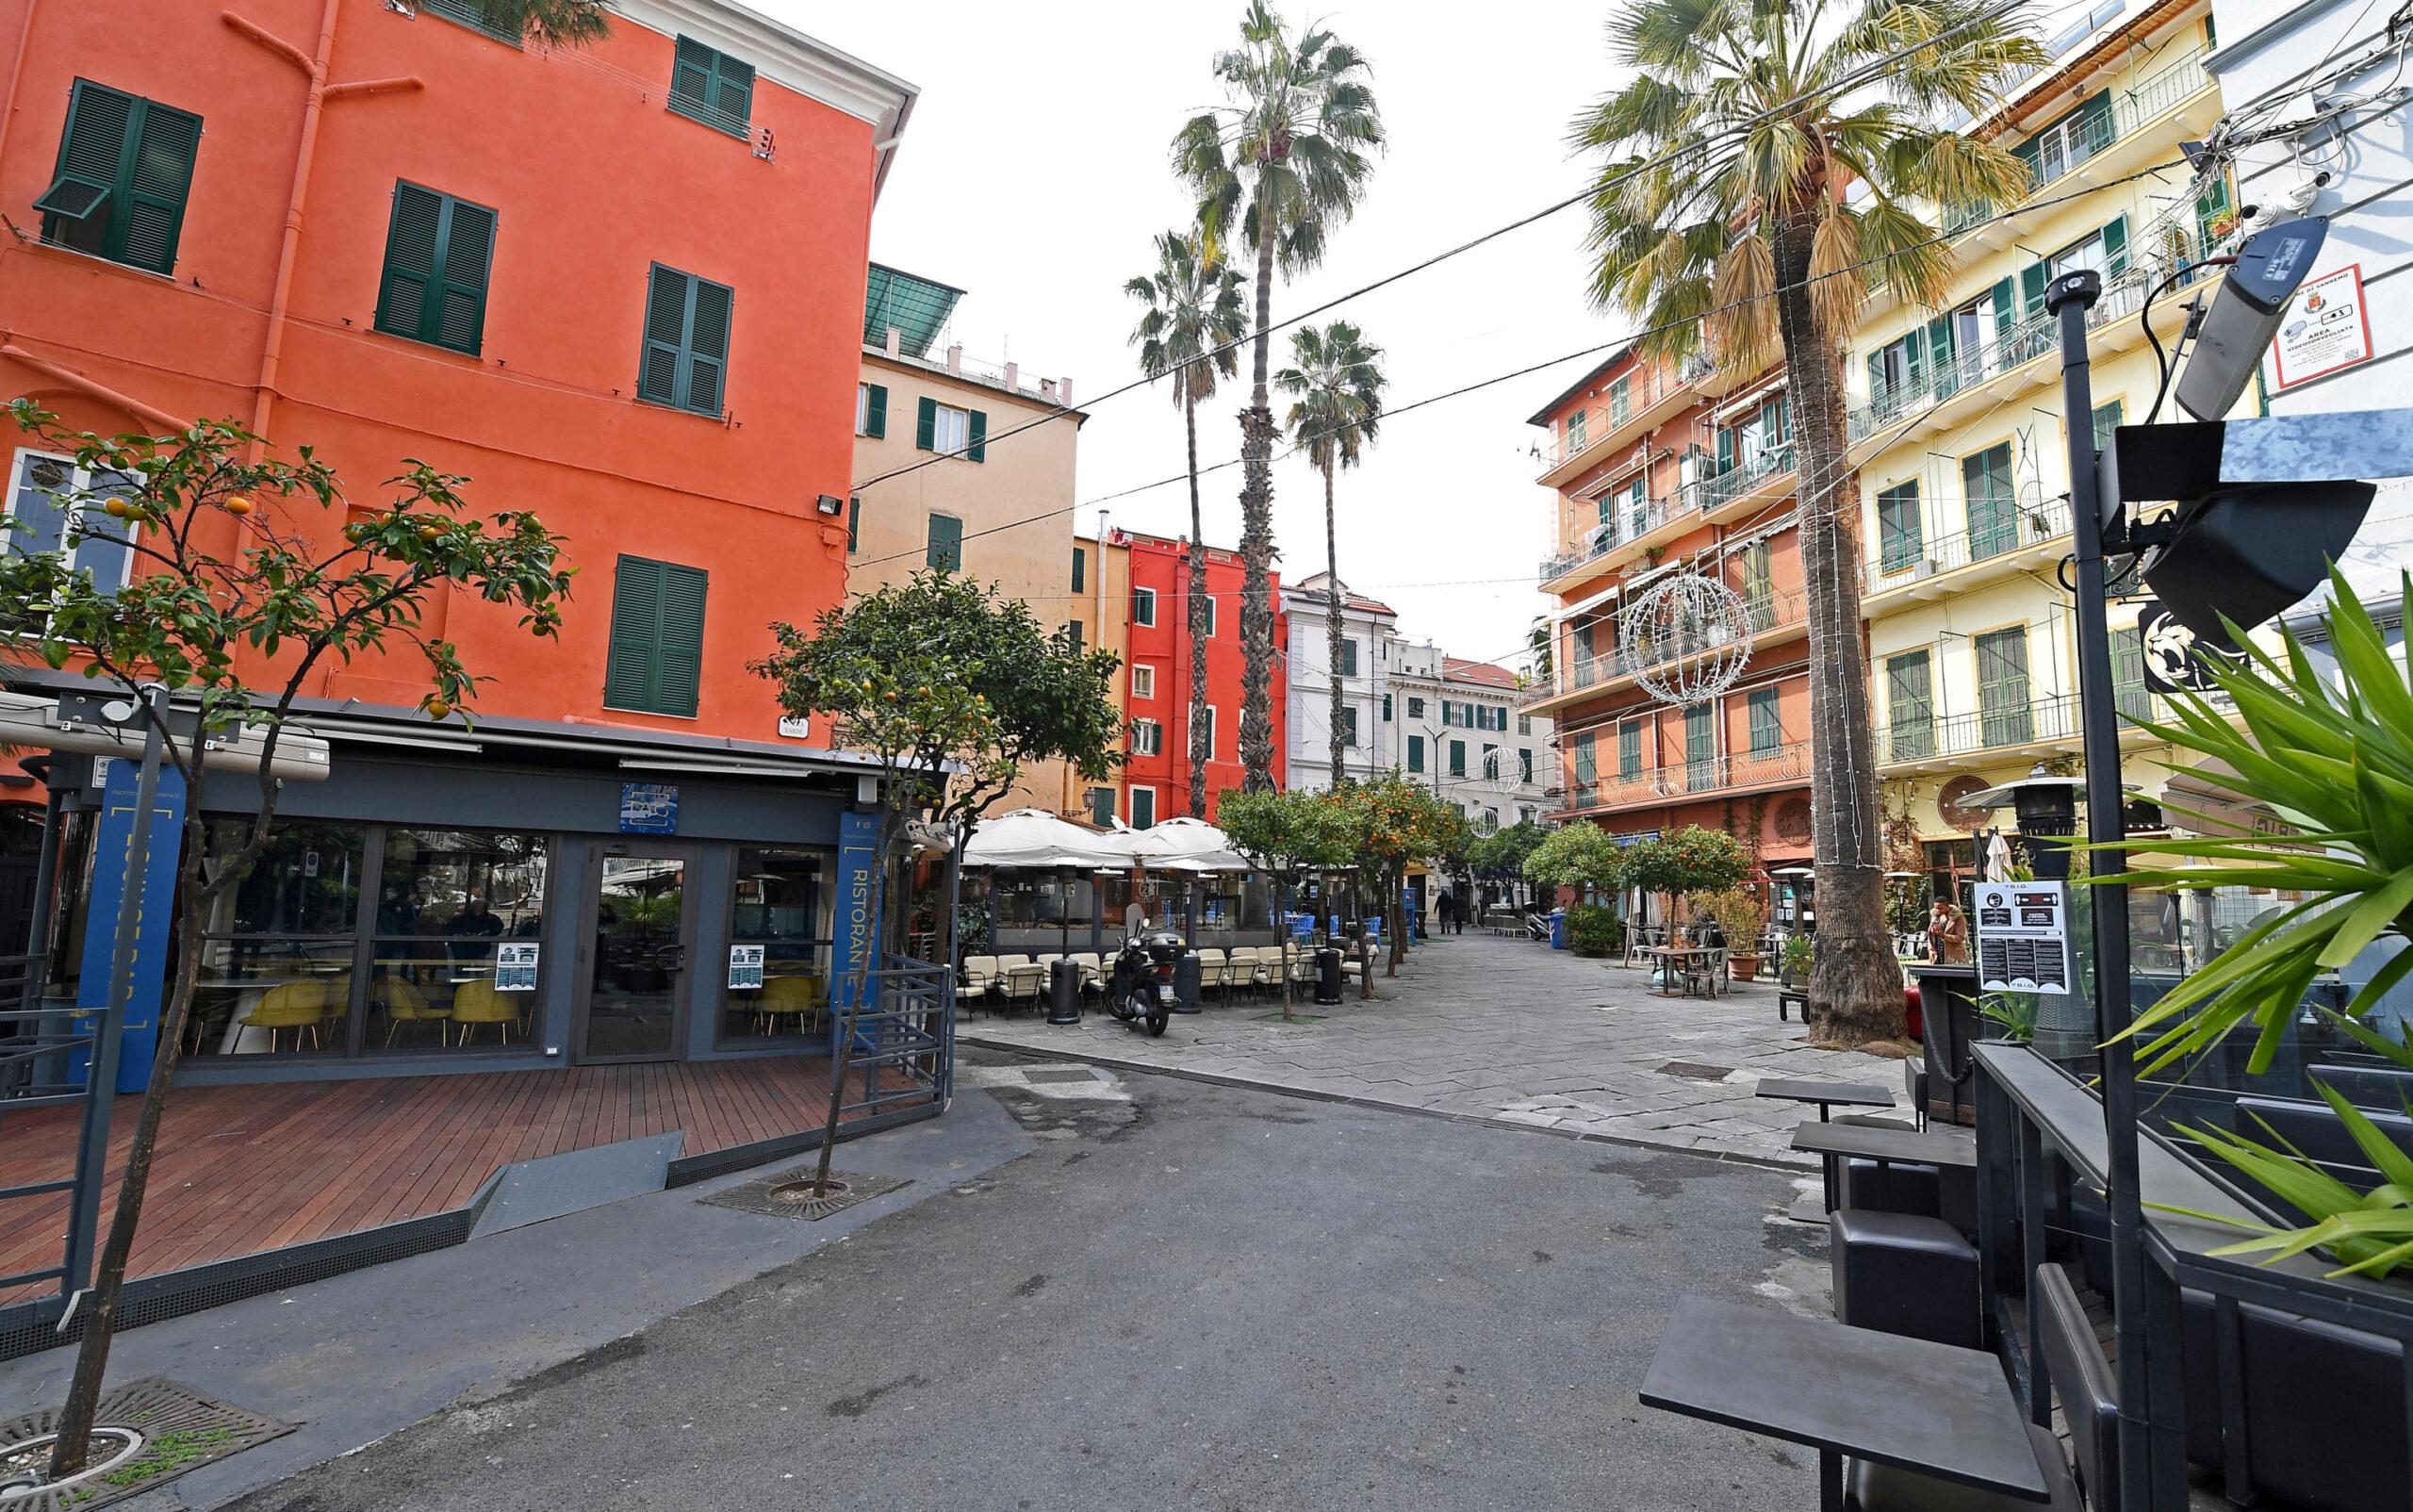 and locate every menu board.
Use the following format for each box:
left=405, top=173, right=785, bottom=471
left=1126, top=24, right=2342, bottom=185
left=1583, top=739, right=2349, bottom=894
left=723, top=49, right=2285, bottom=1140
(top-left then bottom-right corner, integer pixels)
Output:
left=495, top=942, right=540, bottom=993
left=729, top=945, right=765, bottom=991
left=1974, top=881, right=2071, bottom=994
